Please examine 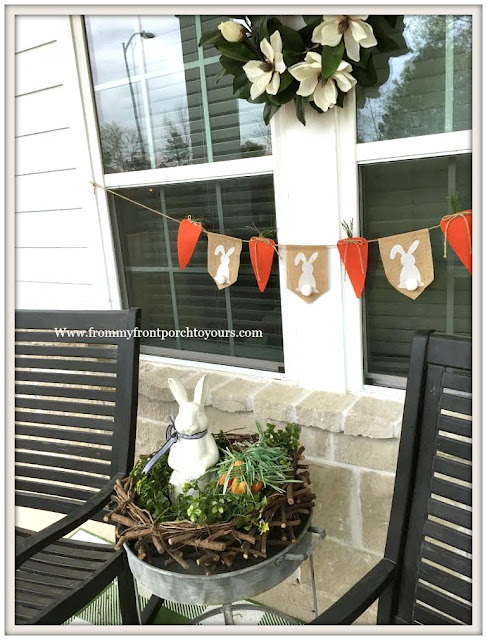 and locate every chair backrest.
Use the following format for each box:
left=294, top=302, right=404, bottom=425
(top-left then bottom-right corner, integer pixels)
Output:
left=15, top=309, right=141, bottom=519
left=378, top=331, right=472, bottom=625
